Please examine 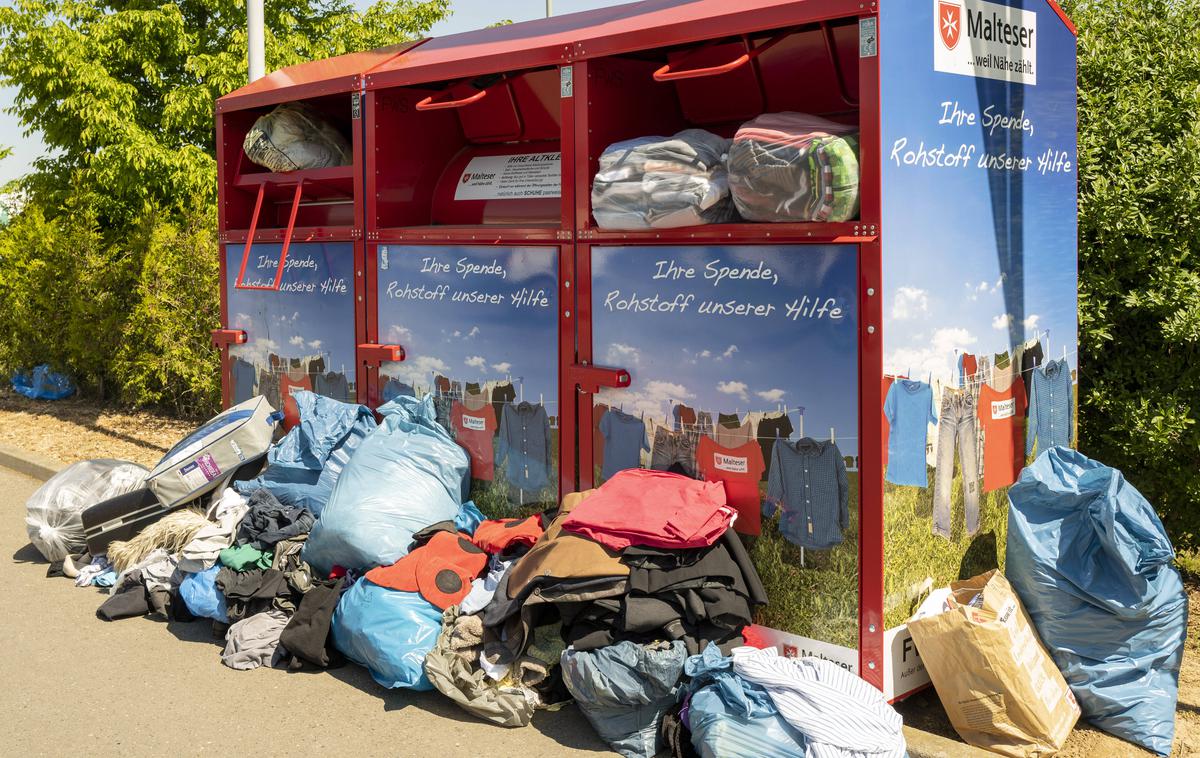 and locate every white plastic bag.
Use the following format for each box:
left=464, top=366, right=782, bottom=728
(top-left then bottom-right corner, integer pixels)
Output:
left=243, top=102, right=352, bottom=173
left=25, top=459, right=147, bottom=561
